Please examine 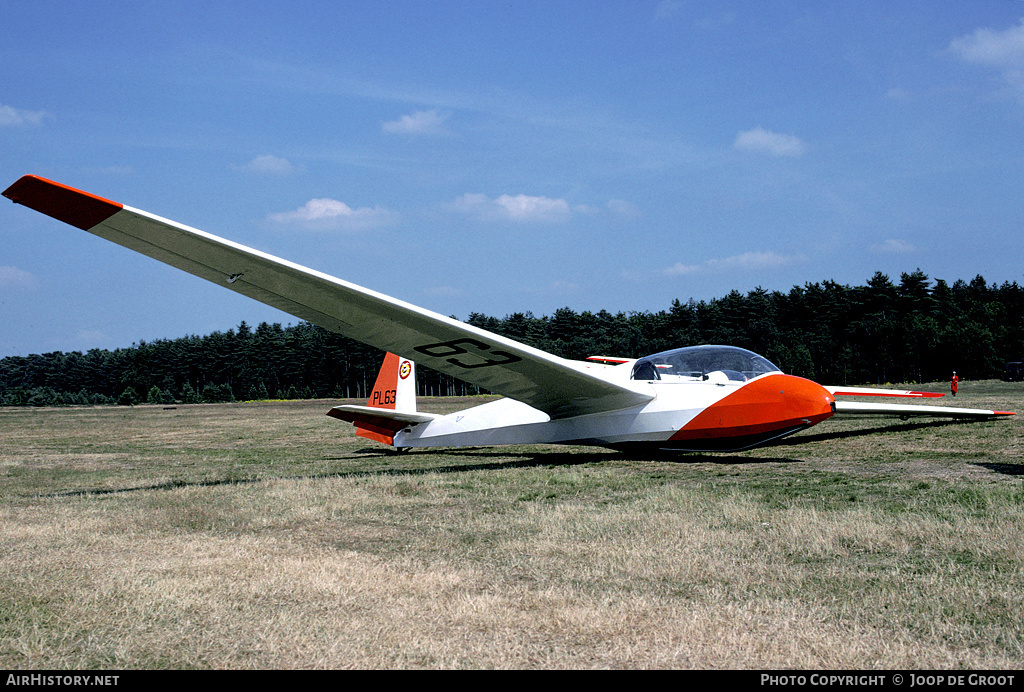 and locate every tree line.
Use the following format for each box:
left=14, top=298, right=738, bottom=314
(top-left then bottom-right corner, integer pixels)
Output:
left=2, top=270, right=1022, bottom=407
